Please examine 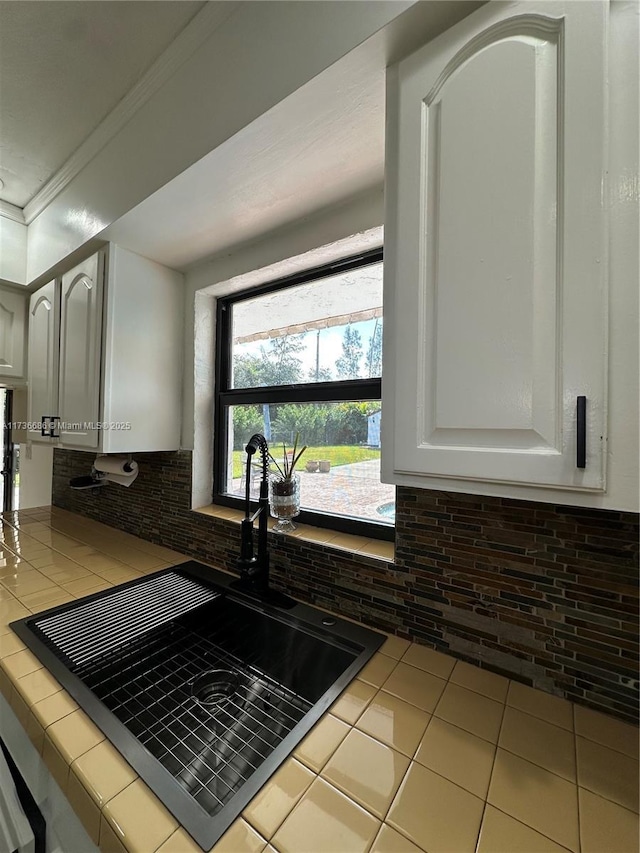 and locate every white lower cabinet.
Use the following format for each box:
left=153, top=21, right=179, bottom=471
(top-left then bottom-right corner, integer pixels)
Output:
left=0, top=286, right=27, bottom=384
left=27, top=244, right=183, bottom=453
left=382, top=0, right=638, bottom=508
